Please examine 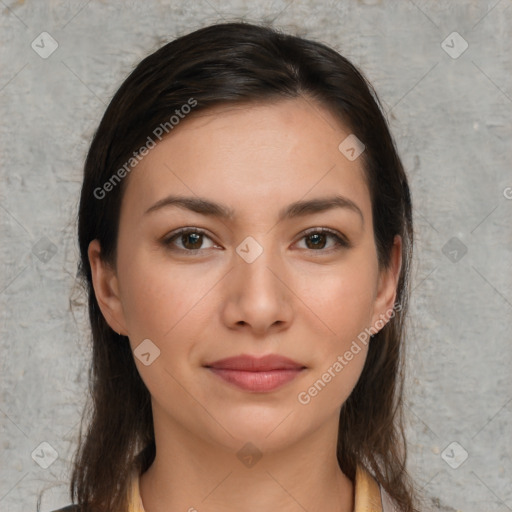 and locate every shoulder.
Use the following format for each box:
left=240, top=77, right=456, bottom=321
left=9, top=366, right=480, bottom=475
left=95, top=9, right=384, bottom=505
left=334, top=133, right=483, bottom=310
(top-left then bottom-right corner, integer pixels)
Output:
left=355, top=463, right=404, bottom=512
left=380, top=484, right=403, bottom=512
